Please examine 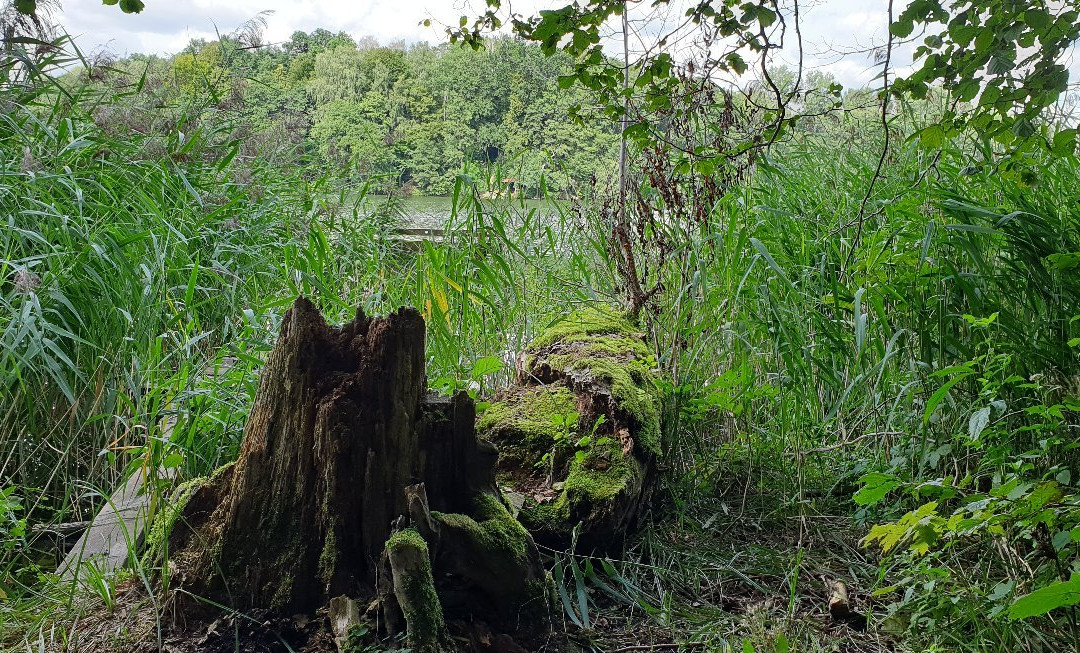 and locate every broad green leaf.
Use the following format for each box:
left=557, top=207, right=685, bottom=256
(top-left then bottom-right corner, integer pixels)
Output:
left=1052, top=129, right=1077, bottom=156
left=1009, top=574, right=1080, bottom=620
left=968, top=406, right=991, bottom=440
left=776, top=634, right=790, bottom=653
left=854, top=472, right=902, bottom=506
left=1024, top=9, right=1052, bottom=31
left=918, top=125, right=946, bottom=148
left=470, top=355, right=503, bottom=379
left=890, top=20, right=914, bottom=38
left=1052, top=530, right=1071, bottom=552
